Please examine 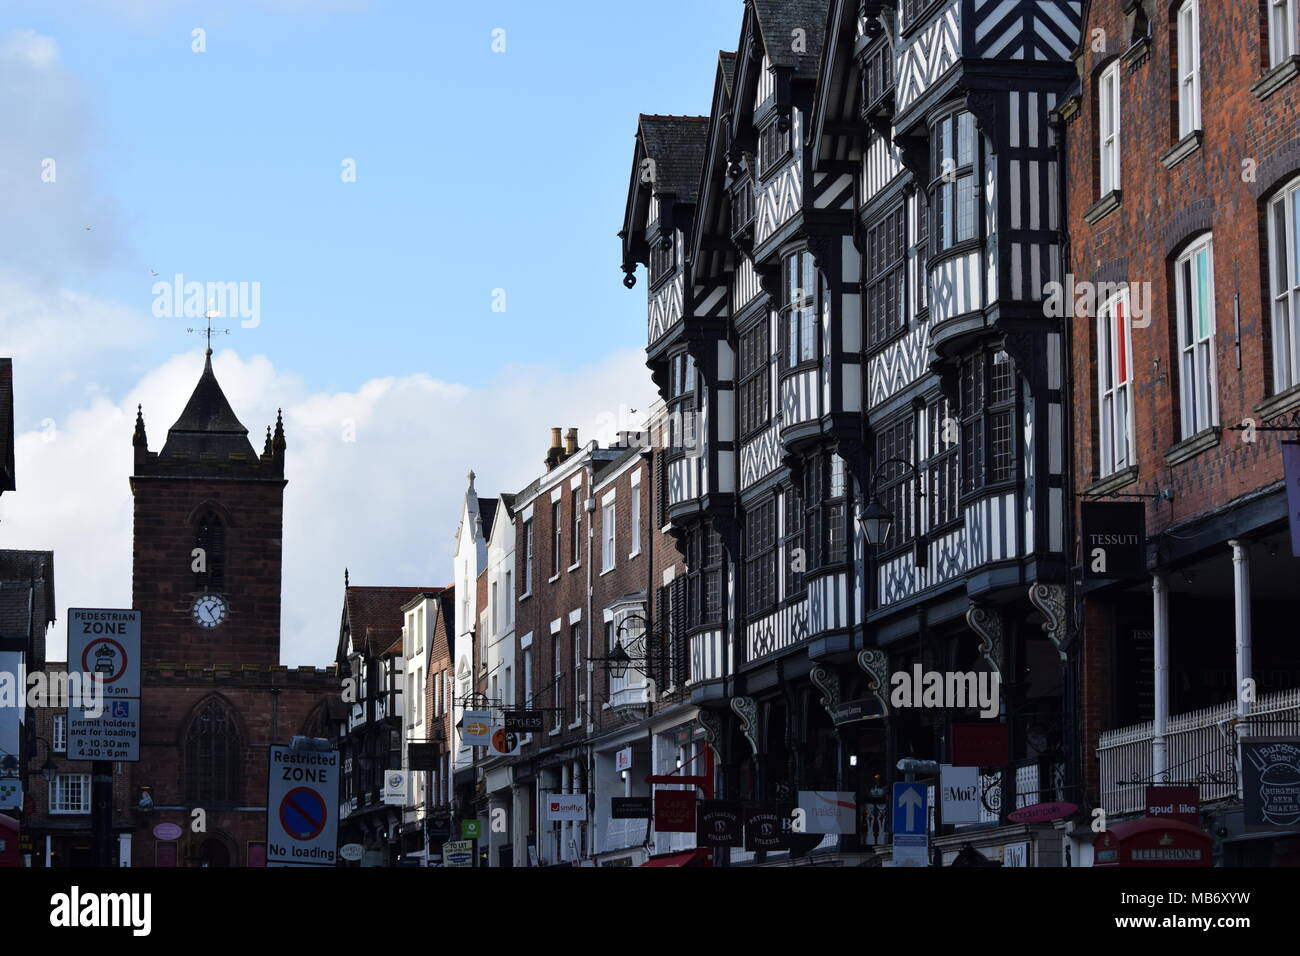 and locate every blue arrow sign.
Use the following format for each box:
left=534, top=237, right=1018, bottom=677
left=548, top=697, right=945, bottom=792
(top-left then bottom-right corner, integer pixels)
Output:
left=892, top=783, right=927, bottom=836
